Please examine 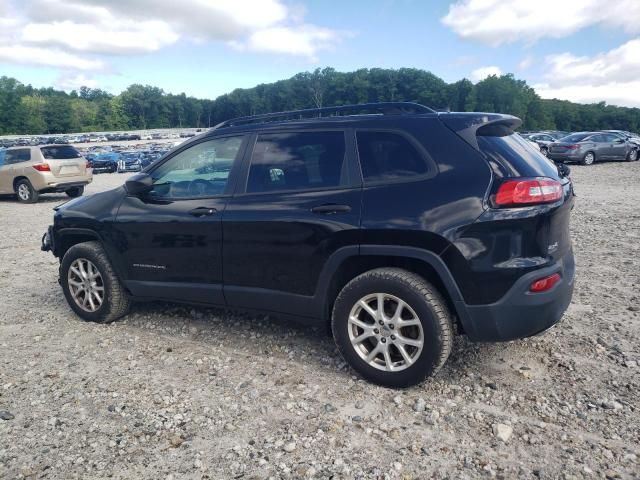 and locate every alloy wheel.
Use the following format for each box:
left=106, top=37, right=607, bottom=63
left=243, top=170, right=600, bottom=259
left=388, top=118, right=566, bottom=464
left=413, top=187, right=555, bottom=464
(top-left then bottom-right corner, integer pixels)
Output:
left=17, top=184, right=30, bottom=201
left=67, top=258, right=105, bottom=312
left=348, top=293, right=424, bottom=372
left=584, top=152, right=595, bottom=165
